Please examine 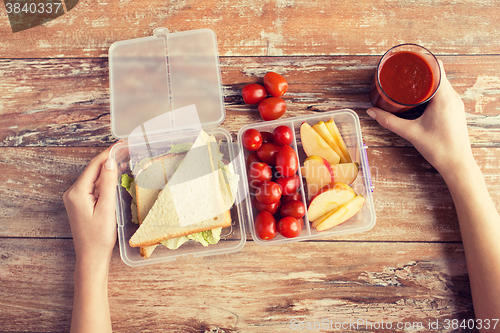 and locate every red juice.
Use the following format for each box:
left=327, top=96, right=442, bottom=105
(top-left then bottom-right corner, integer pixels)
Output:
left=379, top=51, right=434, bottom=105
left=370, top=44, right=440, bottom=114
